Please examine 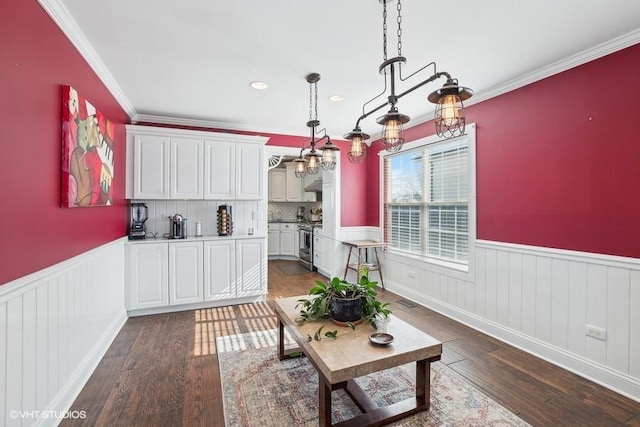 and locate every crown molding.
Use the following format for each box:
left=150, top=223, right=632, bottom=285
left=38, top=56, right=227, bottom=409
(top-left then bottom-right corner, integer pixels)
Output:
left=407, top=28, right=640, bottom=130
left=38, top=0, right=137, bottom=118
left=39, top=0, right=638, bottom=138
